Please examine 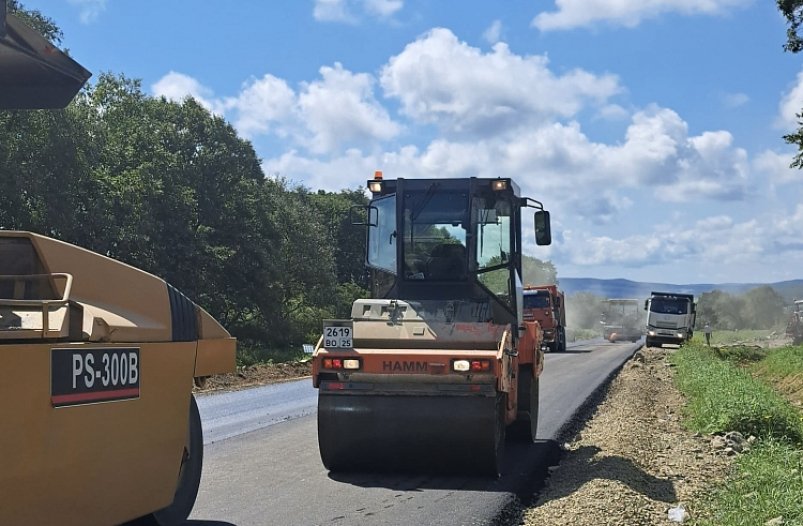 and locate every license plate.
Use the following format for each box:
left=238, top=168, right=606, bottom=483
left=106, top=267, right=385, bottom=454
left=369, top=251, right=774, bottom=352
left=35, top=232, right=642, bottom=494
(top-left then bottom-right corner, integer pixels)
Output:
left=323, top=321, right=353, bottom=349
left=51, top=348, right=140, bottom=407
